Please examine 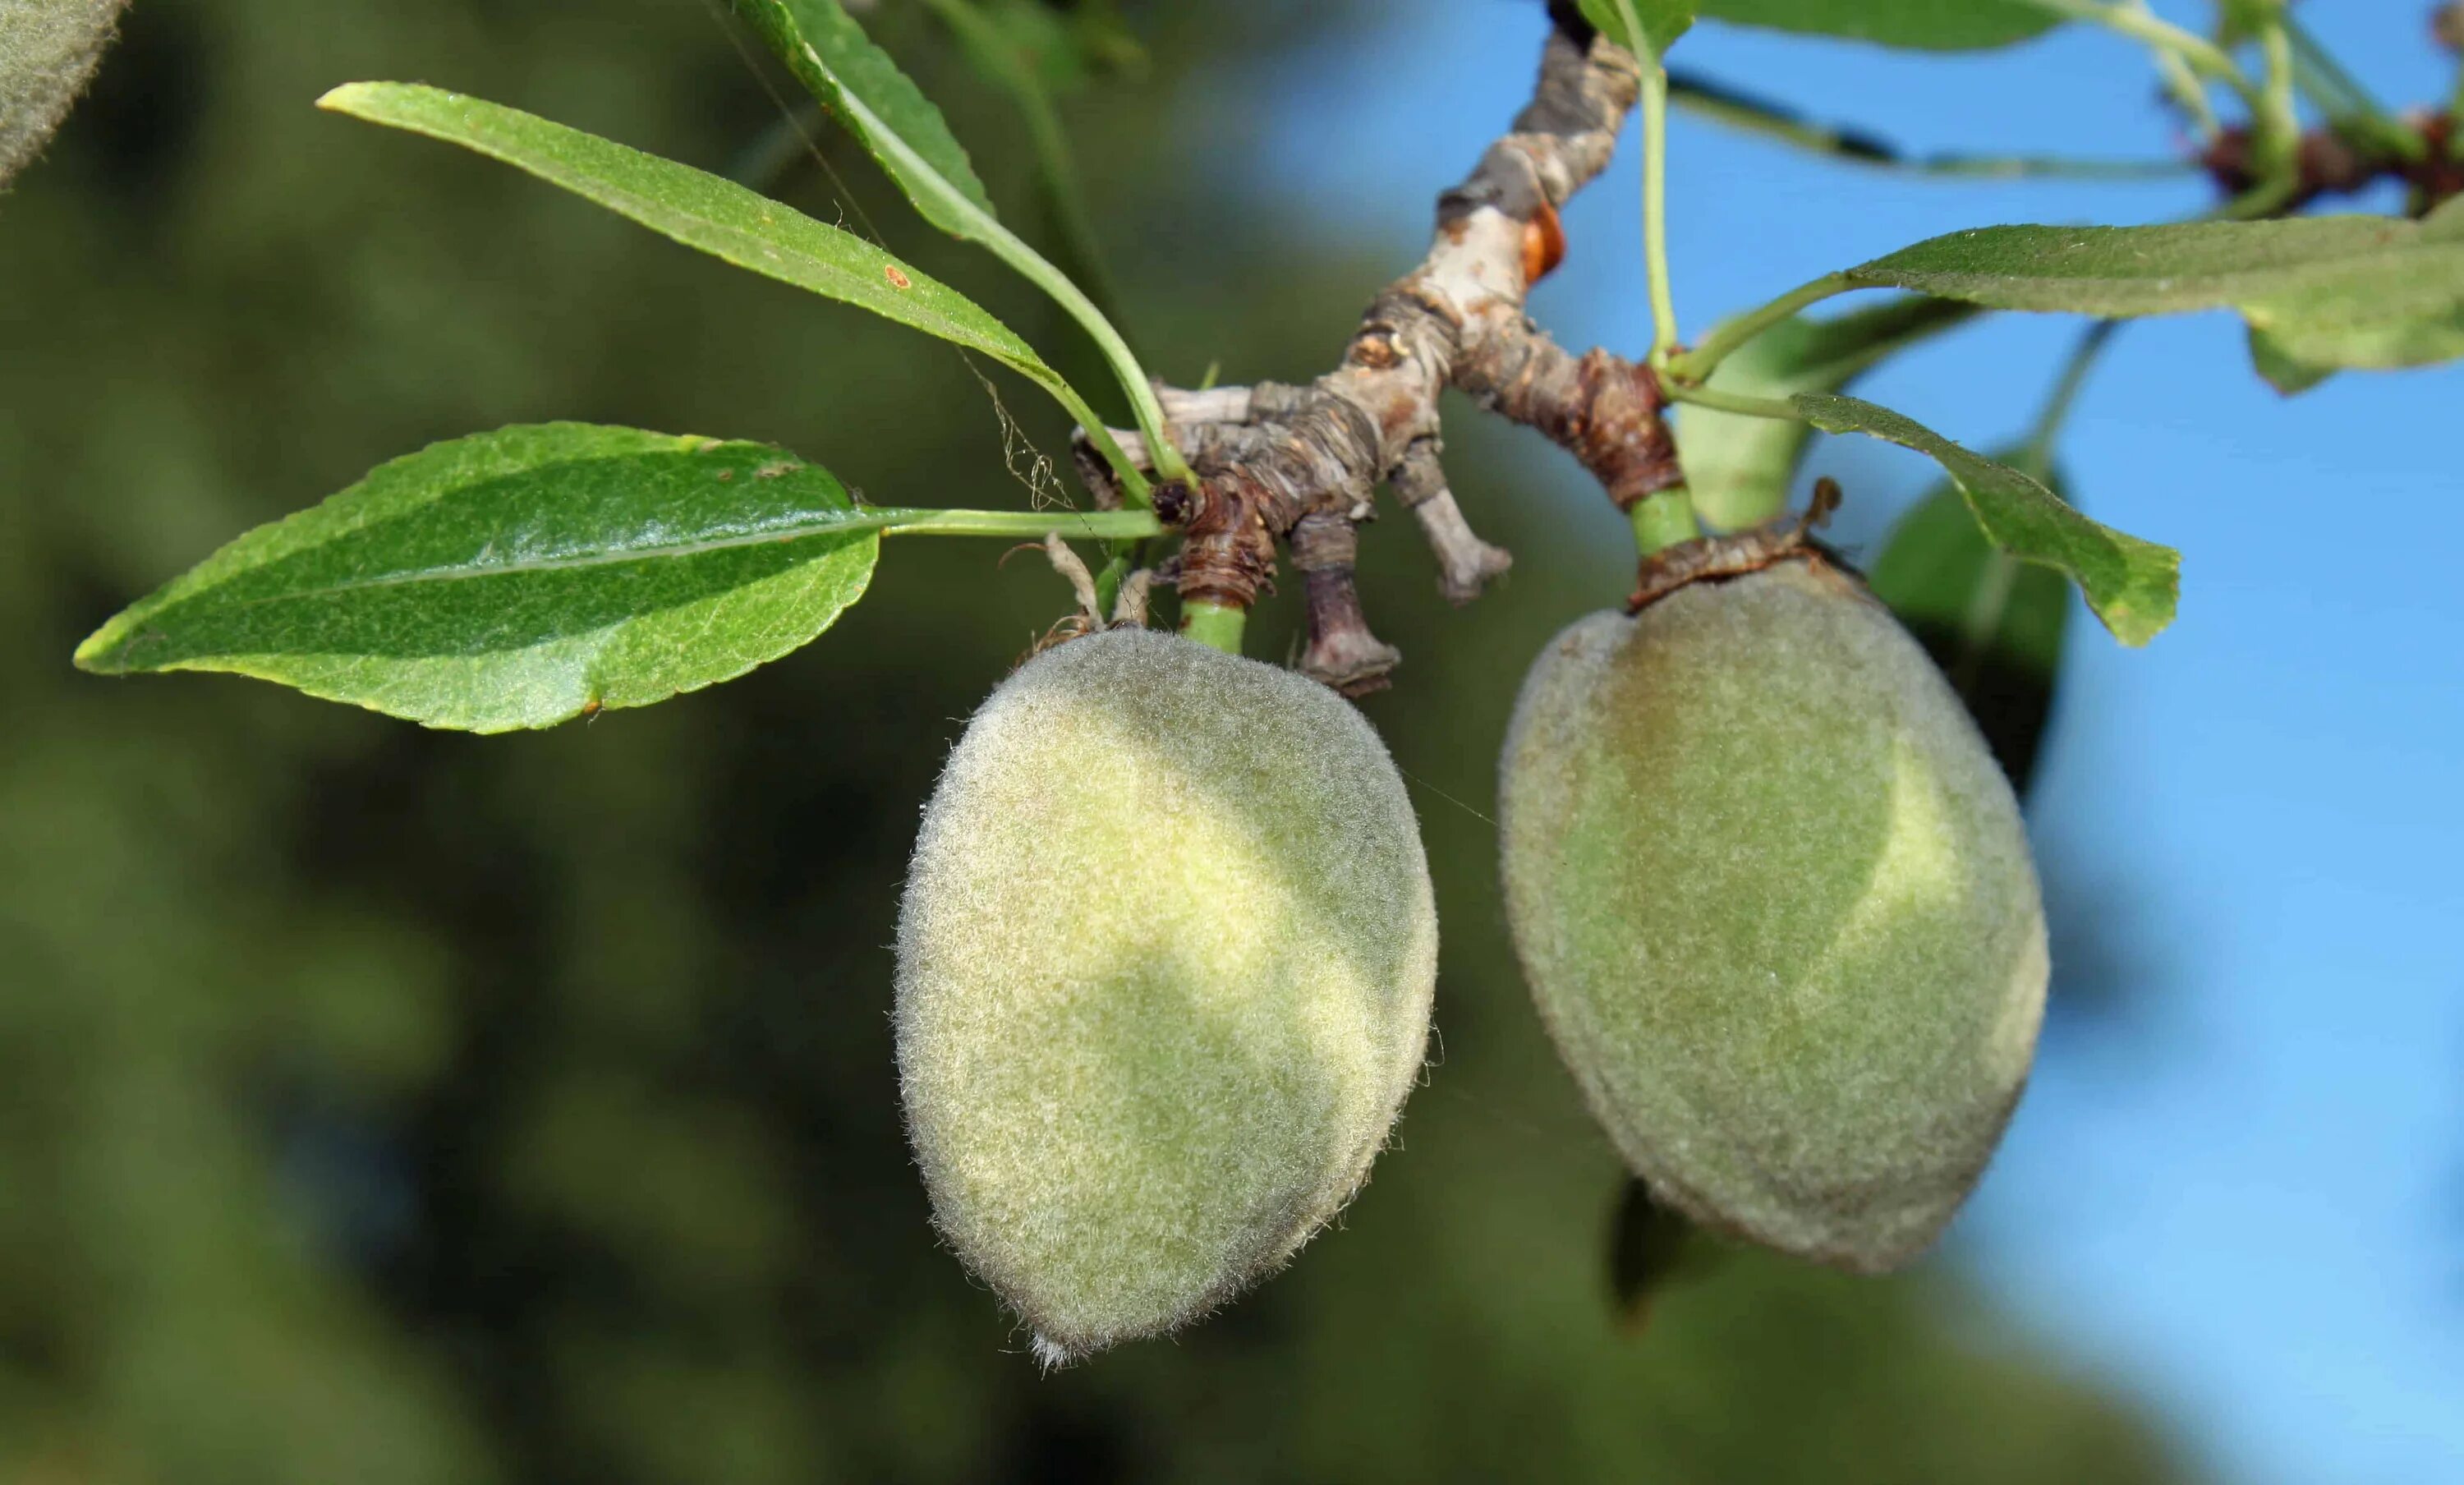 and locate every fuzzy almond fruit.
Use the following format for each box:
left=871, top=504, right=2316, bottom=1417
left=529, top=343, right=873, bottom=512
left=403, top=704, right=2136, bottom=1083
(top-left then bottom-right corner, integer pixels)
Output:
left=2, top=0, right=127, bottom=185
left=1500, top=558, right=2048, bottom=1271
left=897, top=628, right=1438, bottom=1364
